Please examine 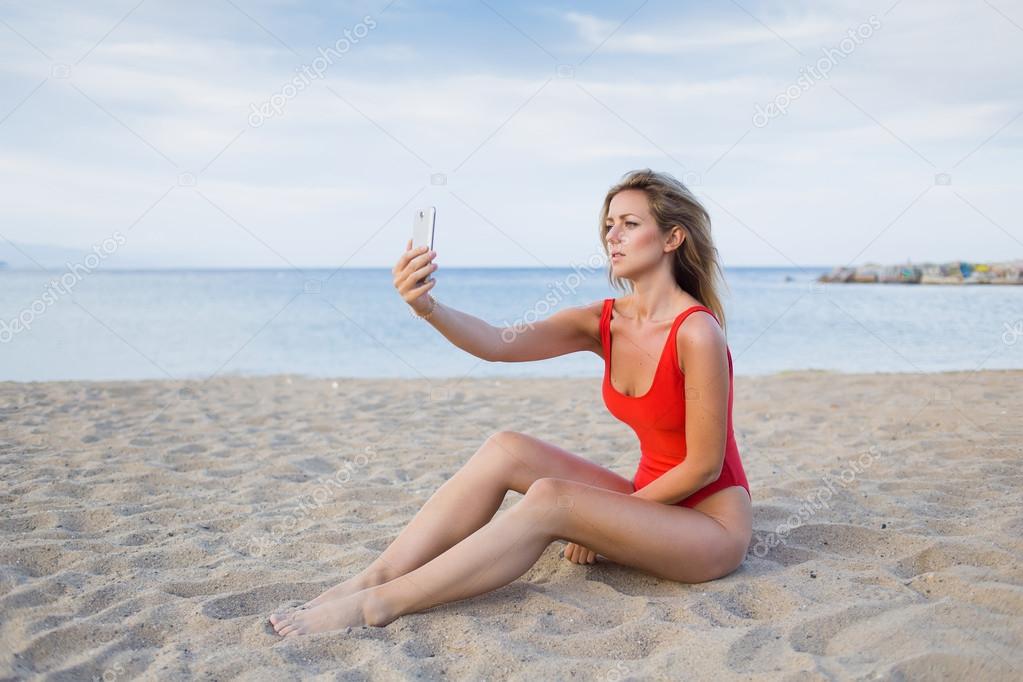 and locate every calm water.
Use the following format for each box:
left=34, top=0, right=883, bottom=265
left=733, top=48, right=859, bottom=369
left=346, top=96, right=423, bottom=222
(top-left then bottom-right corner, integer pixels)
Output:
left=1, top=267, right=1020, bottom=382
